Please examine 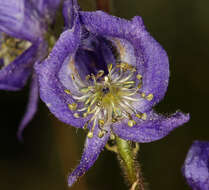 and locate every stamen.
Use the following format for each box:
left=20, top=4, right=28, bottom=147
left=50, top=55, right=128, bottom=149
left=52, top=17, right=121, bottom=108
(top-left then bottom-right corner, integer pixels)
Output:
left=136, top=114, right=141, bottom=119
left=83, top=121, right=89, bottom=130
left=136, top=74, right=142, bottom=80
left=141, top=92, right=146, bottom=98
left=68, top=103, right=77, bottom=111
left=71, top=74, right=75, bottom=80
left=99, top=119, right=105, bottom=127
left=87, top=131, right=94, bottom=138
left=128, top=120, right=136, bottom=127
left=141, top=113, right=147, bottom=120
left=110, top=133, right=116, bottom=140
left=146, top=93, right=154, bottom=101
left=64, top=89, right=71, bottom=95
left=96, top=70, right=104, bottom=79
left=73, top=113, right=80, bottom=118
left=67, top=63, right=145, bottom=134
left=98, top=130, right=106, bottom=138
left=108, top=64, right=113, bottom=73
left=86, top=74, right=91, bottom=81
